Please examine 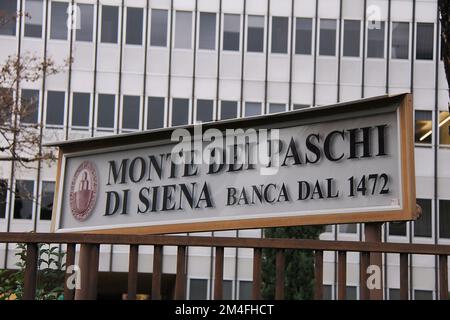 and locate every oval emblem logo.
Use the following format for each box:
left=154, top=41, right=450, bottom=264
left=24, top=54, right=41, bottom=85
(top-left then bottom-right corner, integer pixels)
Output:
left=69, top=161, right=98, bottom=221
